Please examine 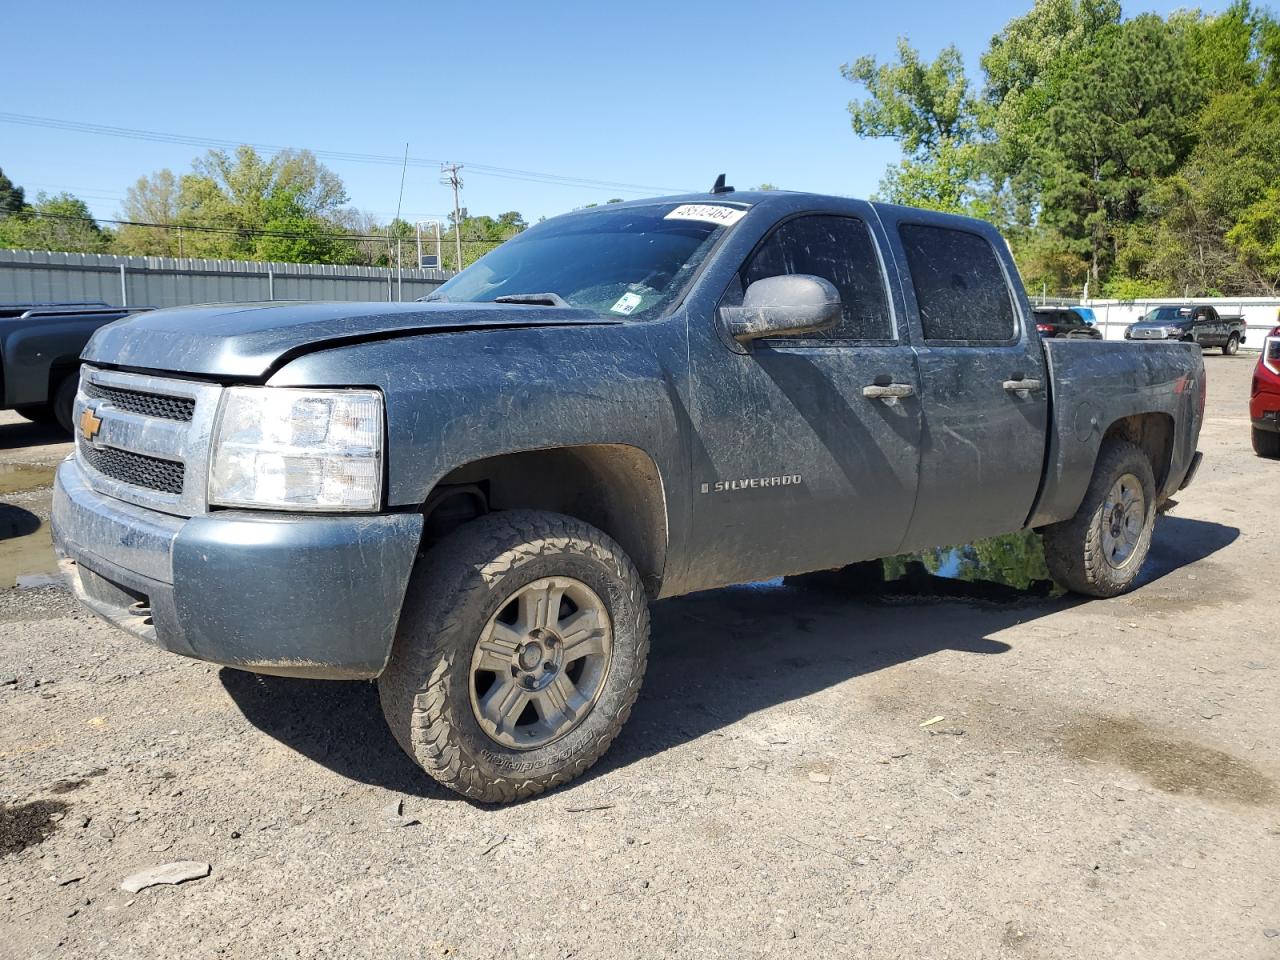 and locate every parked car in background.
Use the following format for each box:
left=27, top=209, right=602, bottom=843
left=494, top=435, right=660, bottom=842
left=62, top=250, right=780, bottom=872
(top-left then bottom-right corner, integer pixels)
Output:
left=1071, top=306, right=1098, bottom=327
left=51, top=191, right=1205, bottom=802
left=1, top=301, right=151, bottom=433
left=1033, top=307, right=1102, bottom=339
left=1252, top=324, right=1280, bottom=458
left=1124, top=304, right=1247, bottom=355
